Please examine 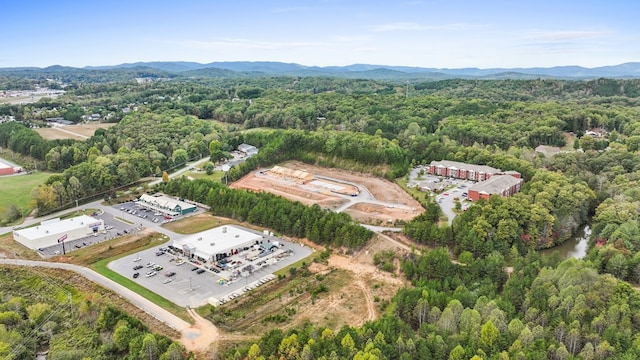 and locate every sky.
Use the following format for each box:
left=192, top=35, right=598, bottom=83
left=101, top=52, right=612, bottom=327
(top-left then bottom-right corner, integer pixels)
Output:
left=2, top=0, right=639, bottom=69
